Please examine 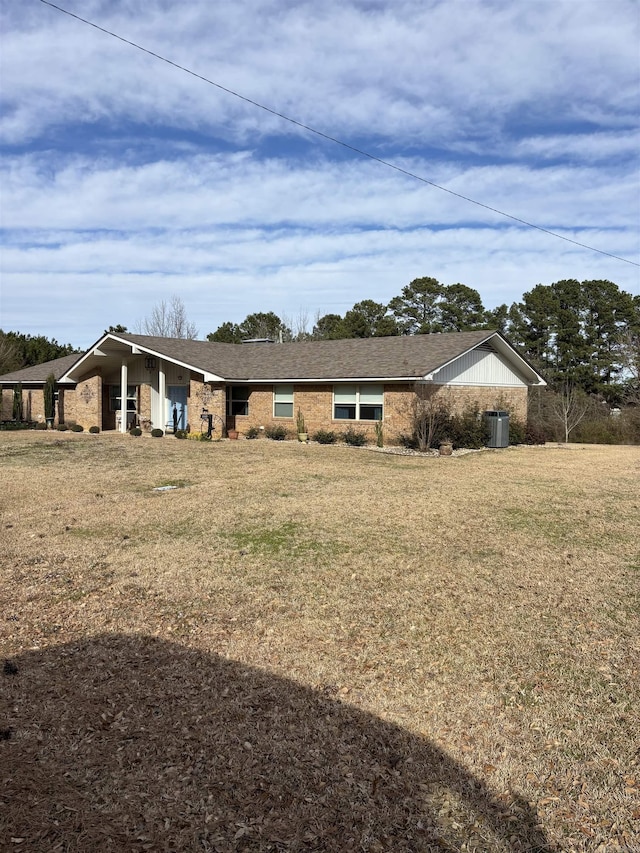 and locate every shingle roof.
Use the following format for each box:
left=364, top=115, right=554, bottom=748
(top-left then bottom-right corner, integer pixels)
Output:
left=0, top=353, right=82, bottom=384
left=0, top=330, right=545, bottom=386
left=114, top=330, right=496, bottom=381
